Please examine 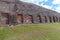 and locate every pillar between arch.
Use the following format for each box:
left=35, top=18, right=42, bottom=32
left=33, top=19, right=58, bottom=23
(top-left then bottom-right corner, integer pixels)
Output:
left=46, top=16, right=50, bottom=23
left=41, top=16, right=45, bottom=23
left=33, top=15, right=38, bottom=24
left=58, top=17, right=60, bottom=22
